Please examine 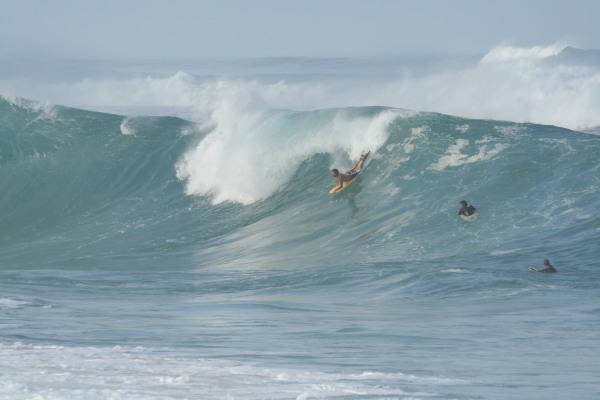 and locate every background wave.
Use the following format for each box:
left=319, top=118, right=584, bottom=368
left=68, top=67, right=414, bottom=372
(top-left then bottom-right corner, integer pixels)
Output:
left=2, top=43, right=600, bottom=130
